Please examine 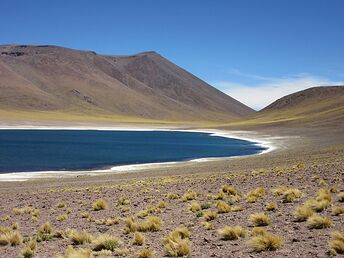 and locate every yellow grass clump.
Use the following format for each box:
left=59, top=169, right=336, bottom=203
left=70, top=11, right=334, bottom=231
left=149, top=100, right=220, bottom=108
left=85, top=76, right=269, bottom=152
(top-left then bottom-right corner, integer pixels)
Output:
left=57, top=246, right=92, bottom=258
left=338, top=192, right=344, bottom=202
left=133, top=232, right=145, bottom=246
left=248, top=231, right=283, bottom=252
left=136, top=248, right=155, bottom=258
left=329, top=231, right=344, bottom=255
left=189, top=201, right=201, bottom=213
left=218, top=226, right=246, bottom=240
left=163, top=227, right=191, bottom=257
left=249, top=213, right=271, bottom=227
left=332, top=206, right=344, bottom=216
left=169, top=227, right=191, bottom=240
left=137, top=216, right=162, bottom=232
left=265, top=202, right=277, bottom=211
left=36, top=222, right=54, bottom=242
left=157, top=200, right=167, bottom=209
left=293, top=205, right=314, bottom=222
left=166, top=193, right=179, bottom=199
left=215, top=200, right=231, bottom=213
left=246, top=187, right=265, bottom=203
left=19, top=239, right=37, bottom=258
left=92, top=199, right=108, bottom=211
left=222, top=185, right=239, bottom=196
left=203, top=211, right=218, bottom=221
left=182, top=190, right=198, bottom=201
left=271, top=186, right=288, bottom=196
left=117, top=197, right=130, bottom=206
left=93, top=234, right=121, bottom=252
left=69, top=230, right=92, bottom=245
left=307, top=214, right=332, bottom=229
left=282, top=188, right=302, bottom=203
left=0, top=230, right=23, bottom=246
